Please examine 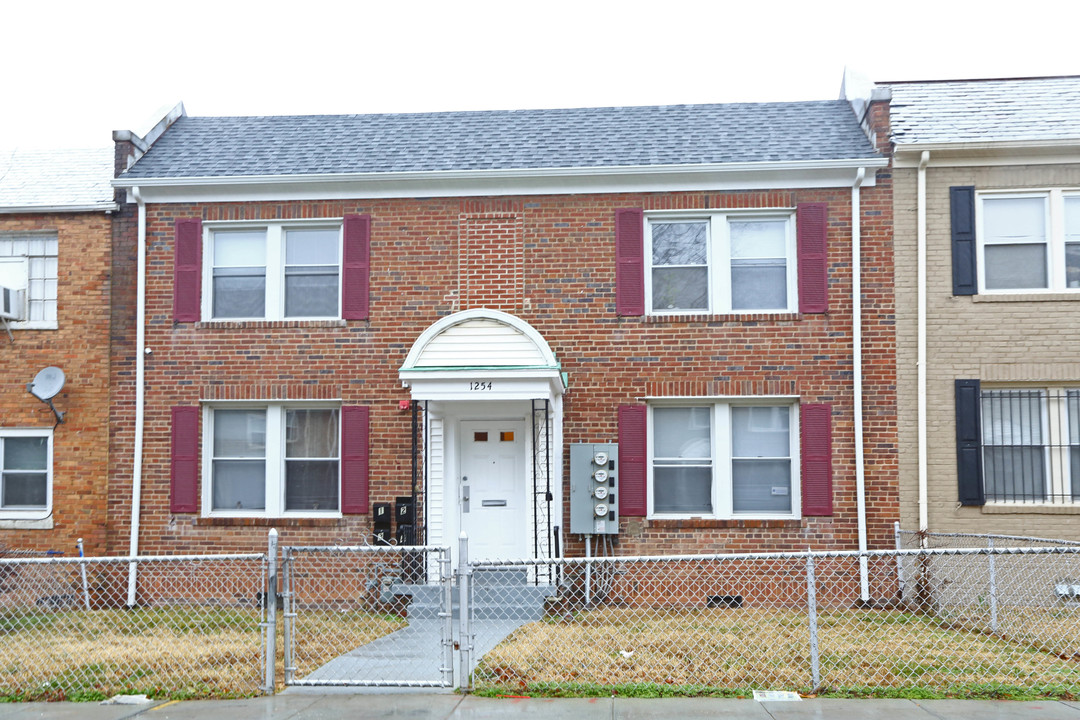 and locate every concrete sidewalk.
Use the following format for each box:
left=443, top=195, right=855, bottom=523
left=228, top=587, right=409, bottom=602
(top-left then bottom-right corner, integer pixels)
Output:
left=2, top=695, right=1080, bottom=719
